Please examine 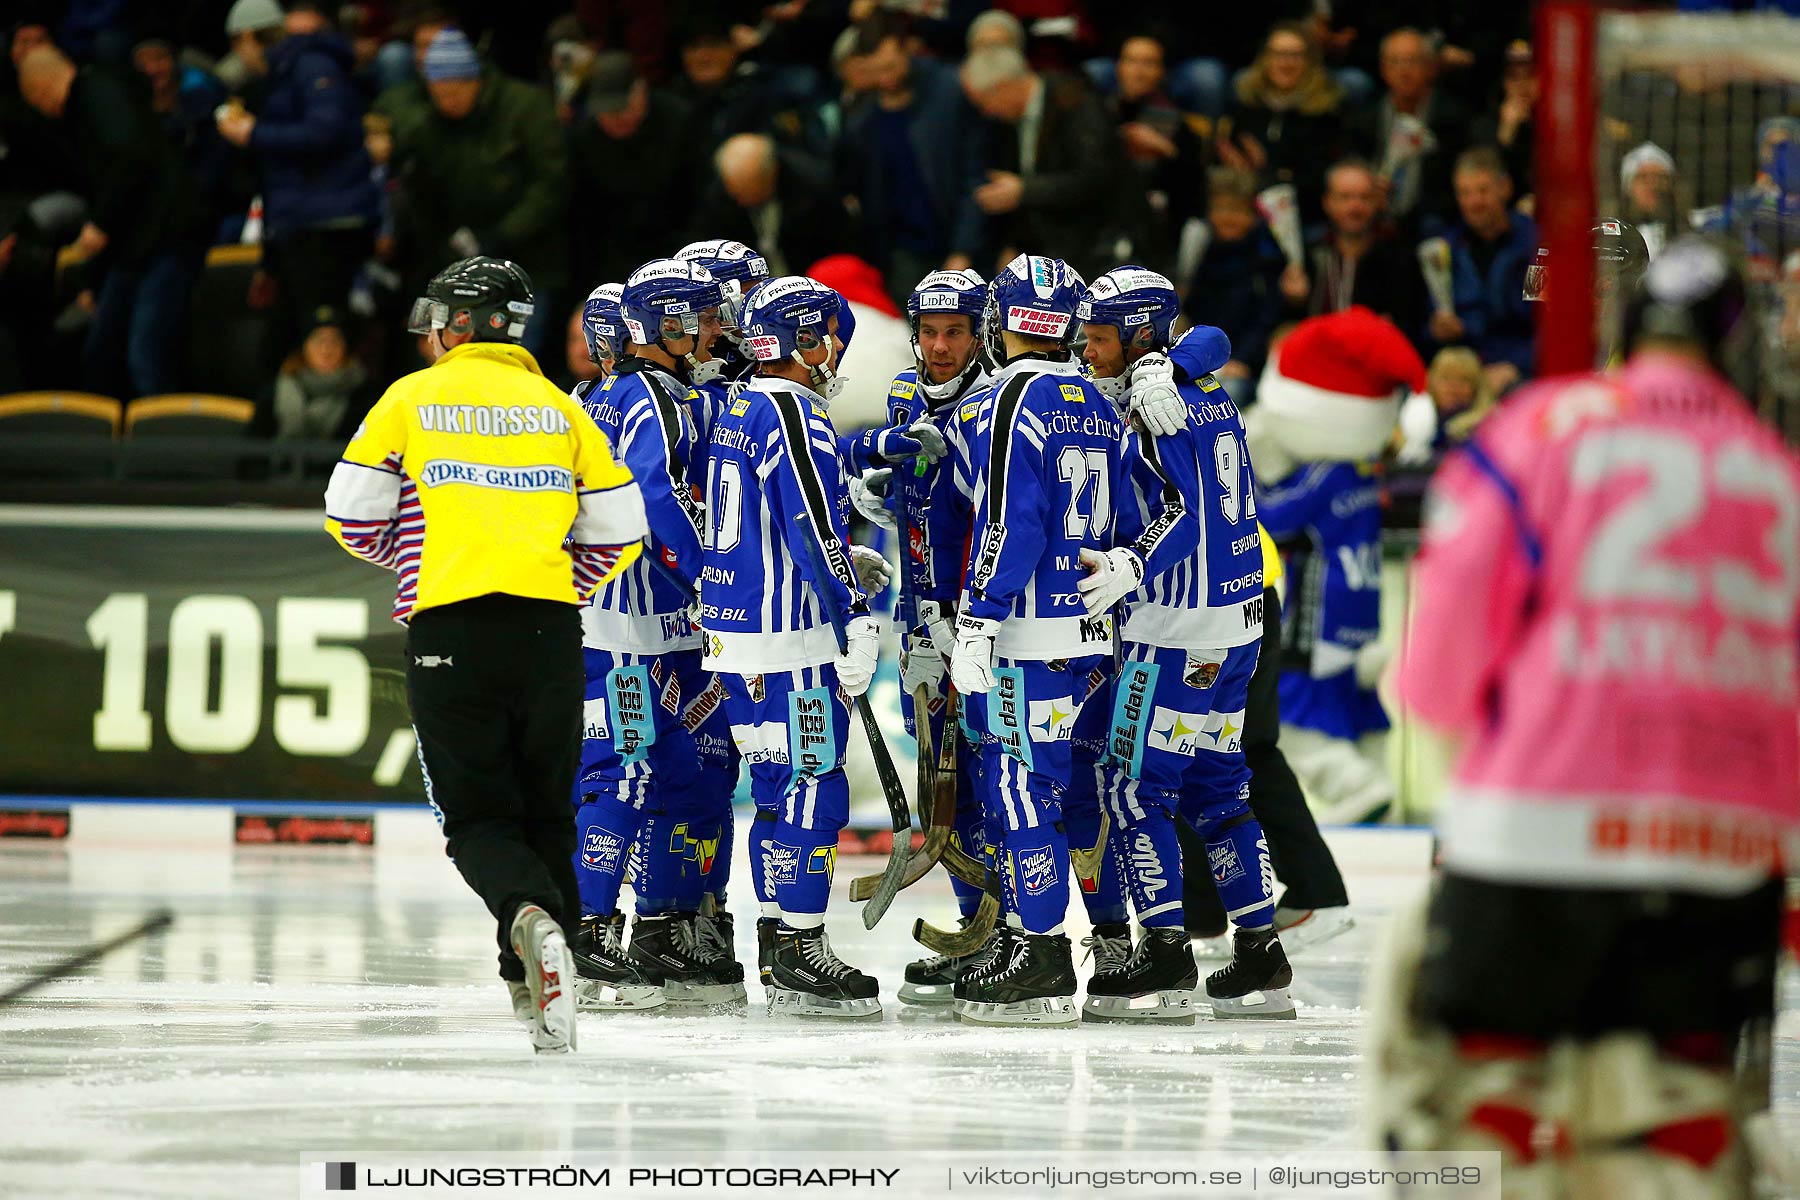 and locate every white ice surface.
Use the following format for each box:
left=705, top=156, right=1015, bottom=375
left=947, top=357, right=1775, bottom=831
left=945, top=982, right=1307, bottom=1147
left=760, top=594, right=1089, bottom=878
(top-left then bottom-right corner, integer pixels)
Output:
left=0, top=825, right=1793, bottom=1200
